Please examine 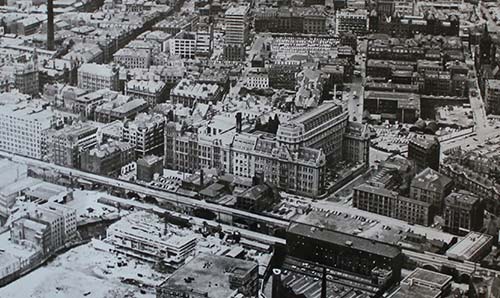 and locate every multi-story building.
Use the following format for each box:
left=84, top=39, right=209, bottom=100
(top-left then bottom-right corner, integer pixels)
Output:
left=408, top=136, right=440, bottom=172
left=40, top=202, right=77, bottom=244
left=245, top=68, right=269, bottom=89
left=223, top=5, right=249, bottom=61
left=353, top=183, right=433, bottom=226
left=0, top=101, right=58, bottom=159
left=170, top=78, right=223, bottom=108
left=276, top=103, right=349, bottom=162
left=14, top=62, right=39, bottom=96
left=364, top=91, right=420, bottom=123
left=49, top=122, right=98, bottom=168
left=94, top=95, right=147, bottom=123
left=287, top=222, right=403, bottom=287
left=446, top=232, right=493, bottom=262
left=77, top=63, right=119, bottom=92
left=10, top=217, right=50, bottom=255
left=443, top=191, right=484, bottom=235
left=113, top=48, right=151, bottom=69
left=485, top=79, right=500, bottom=114
left=157, top=253, right=259, bottom=298
left=136, top=155, right=163, bottom=182
left=169, top=31, right=197, bottom=59
left=410, top=167, right=453, bottom=212
left=343, top=122, right=370, bottom=164
left=123, top=113, right=165, bottom=157
left=80, top=140, right=136, bottom=177
left=336, top=9, right=368, bottom=36
left=106, top=212, right=197, bottom=263
left=125, top=79, right=168, bottom=107
left=254, top=7, right=327, bottom=35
